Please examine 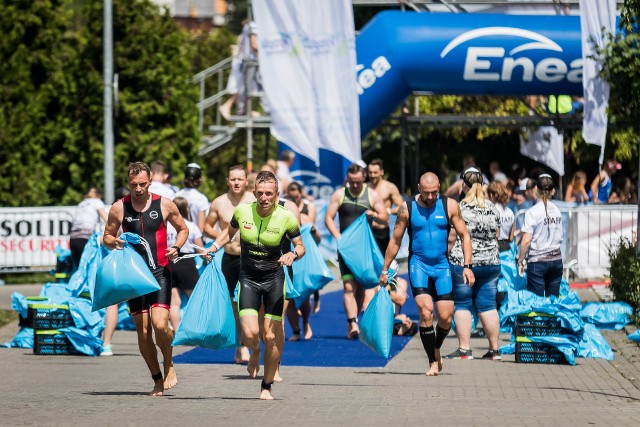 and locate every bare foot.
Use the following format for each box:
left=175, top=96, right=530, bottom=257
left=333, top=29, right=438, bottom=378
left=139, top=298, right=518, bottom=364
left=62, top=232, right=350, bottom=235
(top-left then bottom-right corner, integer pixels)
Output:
left=150, top=379, right=164, bottom=396
left=313, top=300, right=320, bottom=314
left=304, top=323, right=313, bottom=340
left=247, top=349, right=261, bottom=378
left=435, top=348, right=443, bottom=372
left=218, top=104, right=231, bottom=120
left=273, top=367, right=283, bottom=382
left=164, top=365, right=177, bottom=390
left=234, top=346, right=250, bottom=364
left=259, top=388, right=274, bottom=400
left=425, top=361, right=440, bottom=376
left=288, top=333, right=301, bottom=342
left=347, top=322, right=359, bottom=339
